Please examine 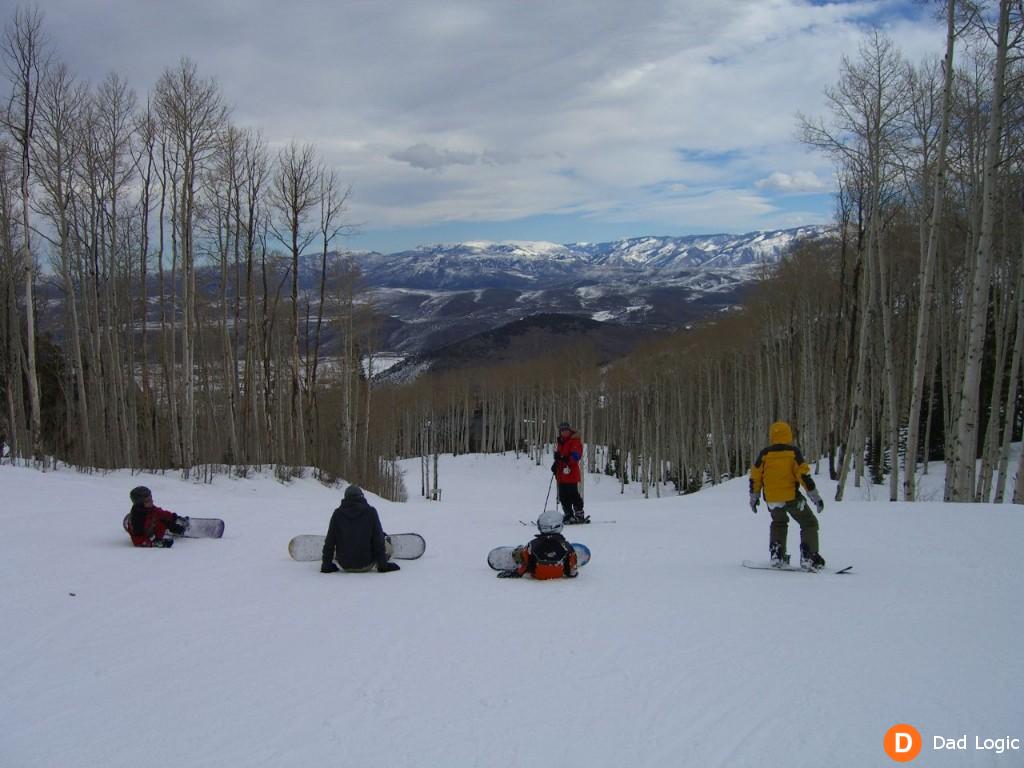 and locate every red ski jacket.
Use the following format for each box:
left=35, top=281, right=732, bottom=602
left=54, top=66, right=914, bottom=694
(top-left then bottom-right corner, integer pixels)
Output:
left=123, top=505, right=179, bottom=547
left=554, top=430, right=583, bottom=484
